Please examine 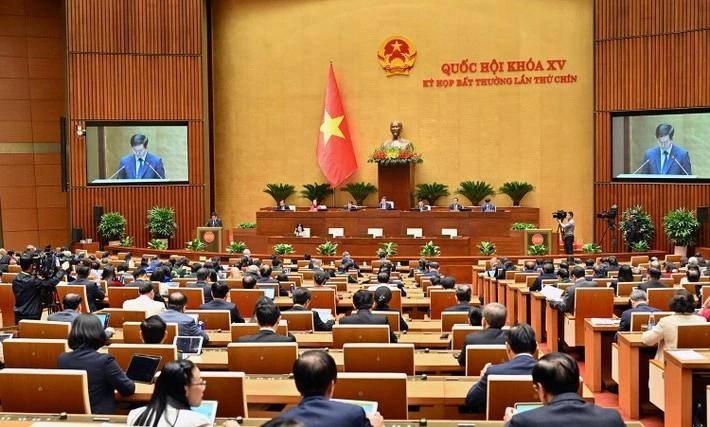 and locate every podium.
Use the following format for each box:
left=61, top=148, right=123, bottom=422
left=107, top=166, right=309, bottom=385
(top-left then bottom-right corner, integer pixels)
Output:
left=197, top=227, right=223, bottom=252
left=522, top=228, right=553, bottom=255
left=378, top=163, right=415, bottom=210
